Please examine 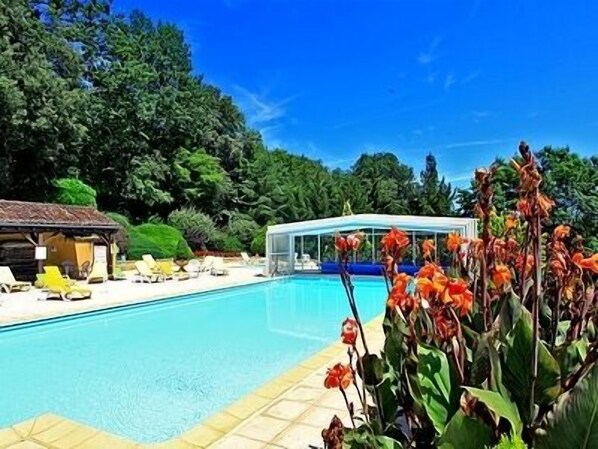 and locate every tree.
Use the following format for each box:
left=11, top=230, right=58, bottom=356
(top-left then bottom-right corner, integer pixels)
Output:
left=167, top=207, right=217, bottom=251
left=52, top=178, right=97, bottom=207
left=416, top=153, right=454, bottom=216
